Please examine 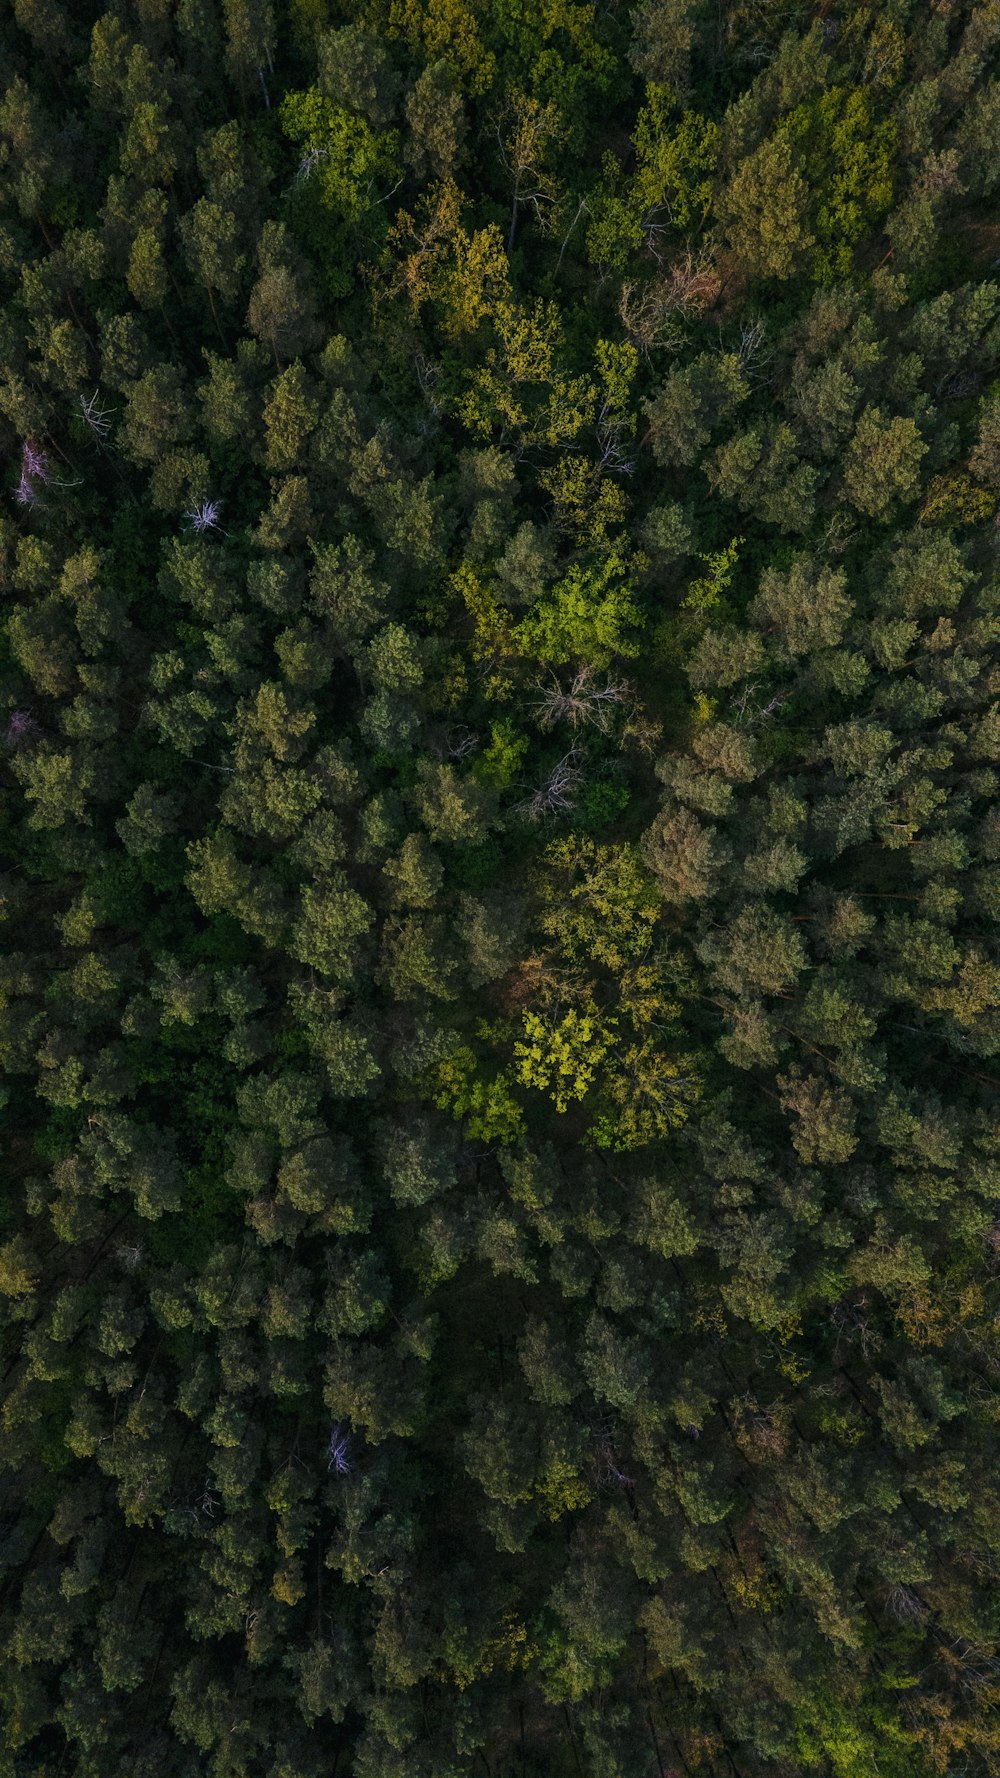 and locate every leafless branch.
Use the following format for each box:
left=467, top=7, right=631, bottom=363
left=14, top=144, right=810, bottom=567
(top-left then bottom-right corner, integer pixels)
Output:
left=618, top=253, right=720, bottom=357
left=533, top=666, right=631, bottom=733
left=80, top=389, right=115, bottom=441
left=514, top=747, right=585, bottom=822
